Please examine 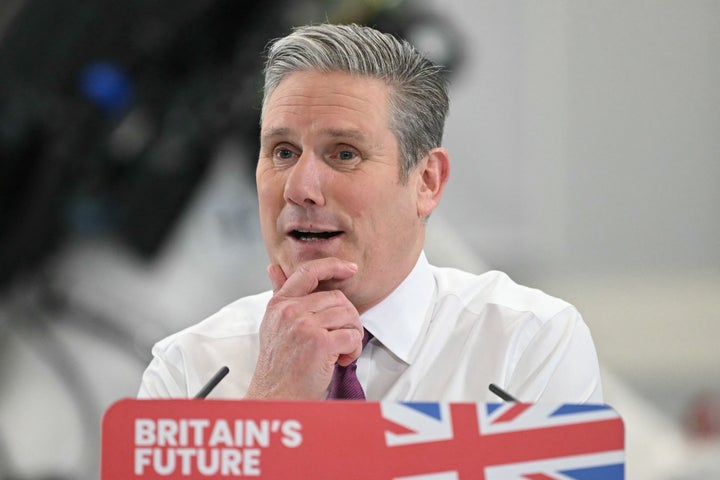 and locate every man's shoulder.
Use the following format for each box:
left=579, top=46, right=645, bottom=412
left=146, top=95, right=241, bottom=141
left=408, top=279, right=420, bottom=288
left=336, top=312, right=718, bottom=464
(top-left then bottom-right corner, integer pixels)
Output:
left=154, top=290, right=273, bottom=349
left=429, top=266, right=574, bottom=321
